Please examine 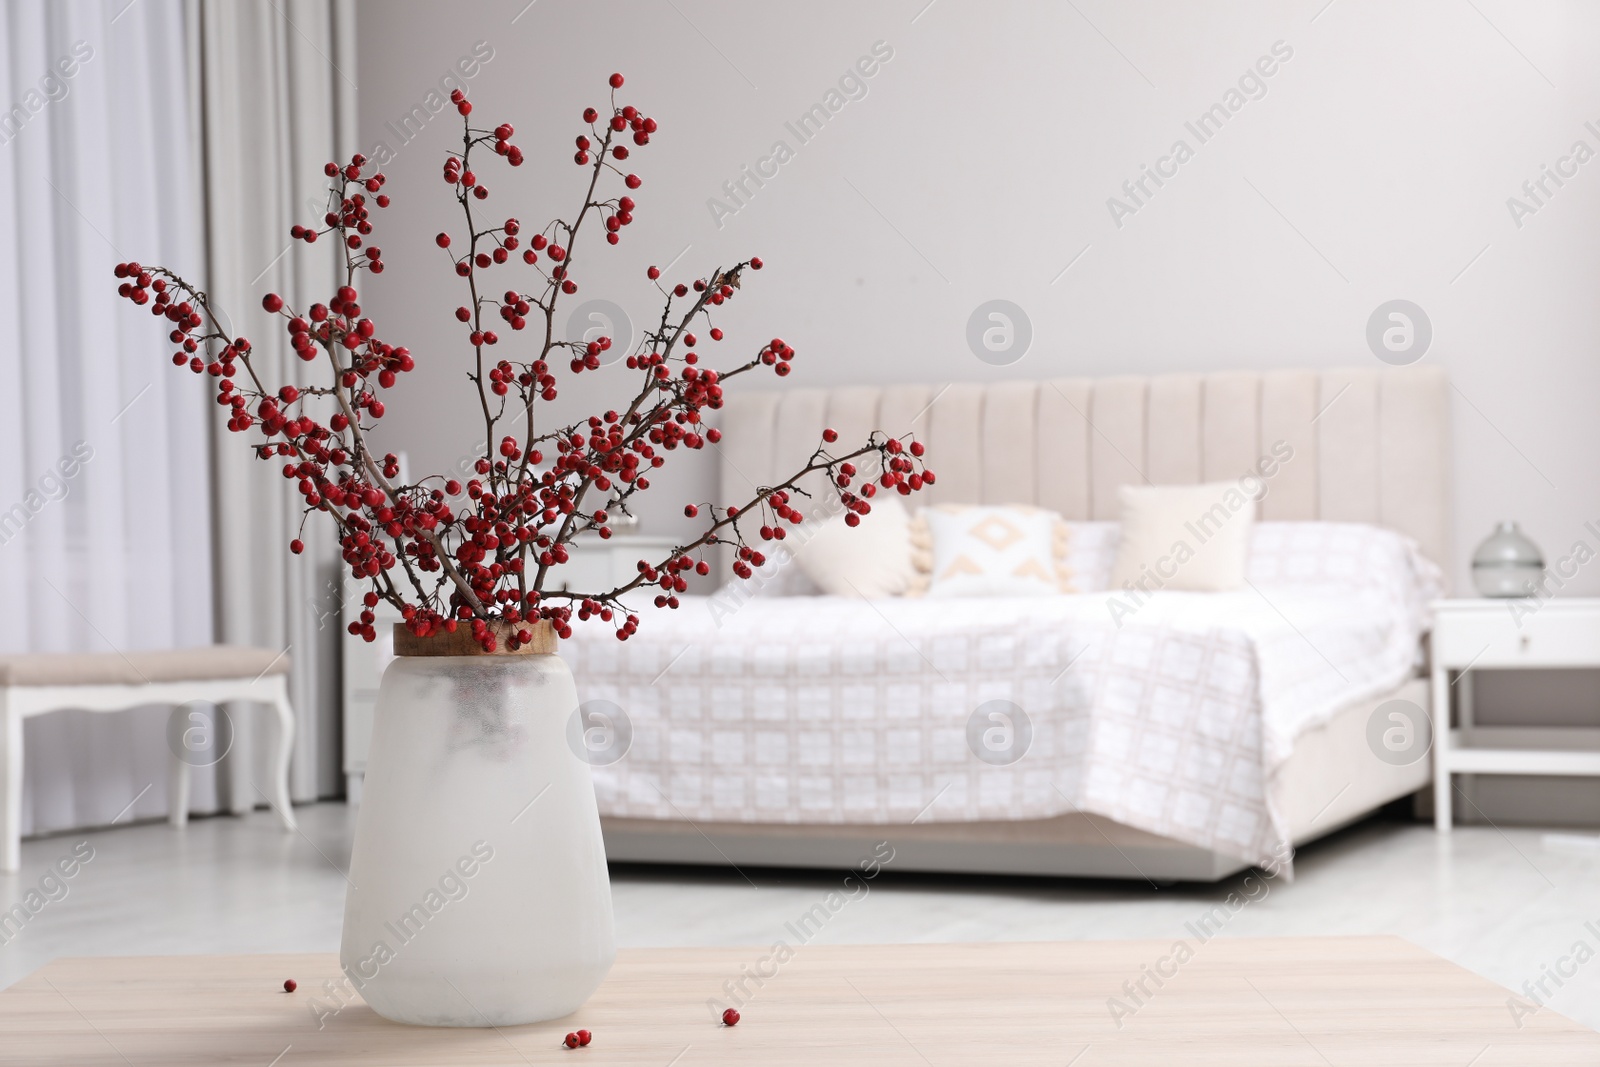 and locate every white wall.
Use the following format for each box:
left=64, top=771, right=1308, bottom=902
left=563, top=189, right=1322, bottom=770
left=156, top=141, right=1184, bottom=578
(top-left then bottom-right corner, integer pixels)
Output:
left=356, top=0, right=1600, bottom=589
left=356, top=1, right=1600, bottom=819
